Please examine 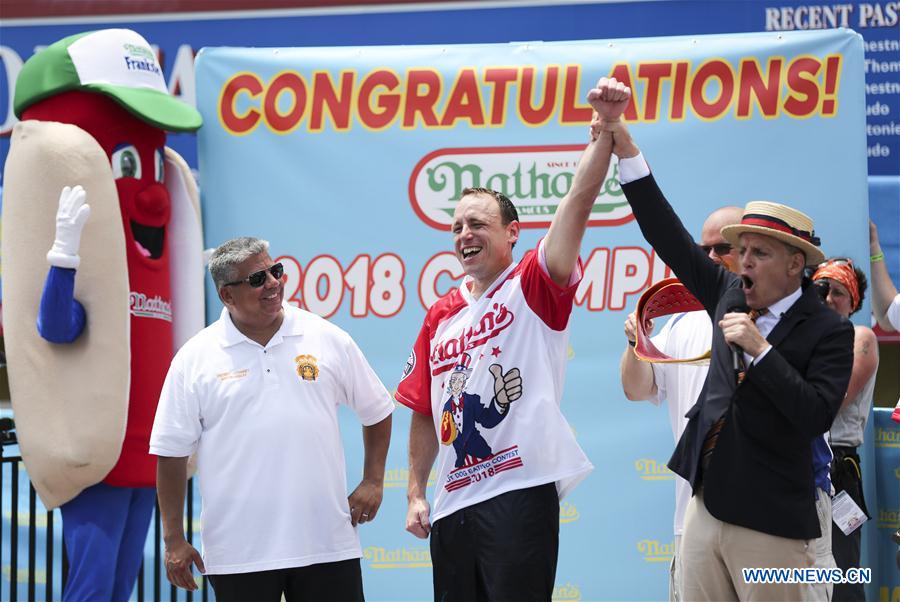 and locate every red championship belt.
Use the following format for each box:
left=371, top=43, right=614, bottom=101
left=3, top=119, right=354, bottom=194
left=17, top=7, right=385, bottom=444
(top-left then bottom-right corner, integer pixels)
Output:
left=634, top=278, right=711, bottom=364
